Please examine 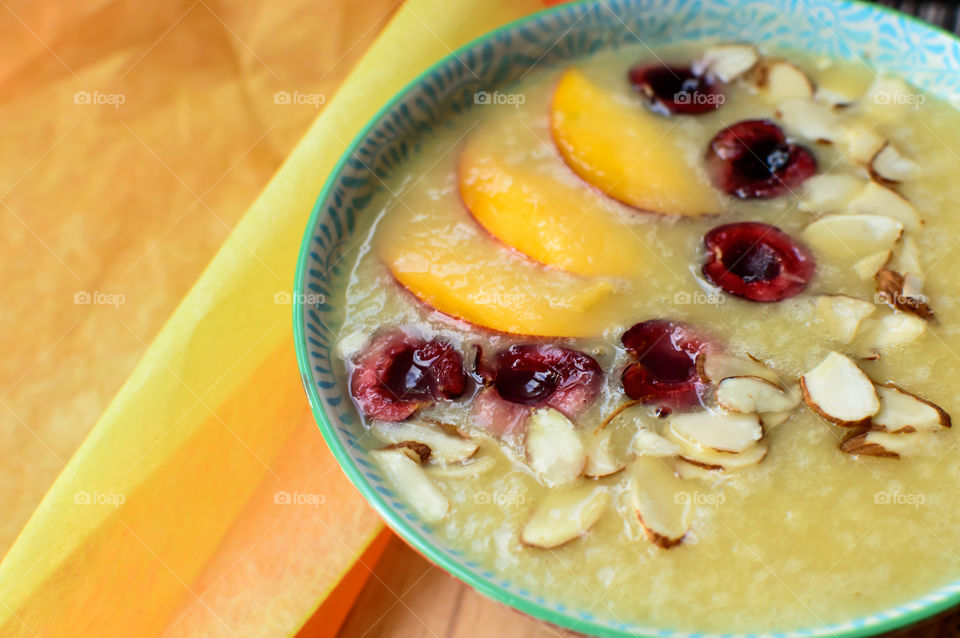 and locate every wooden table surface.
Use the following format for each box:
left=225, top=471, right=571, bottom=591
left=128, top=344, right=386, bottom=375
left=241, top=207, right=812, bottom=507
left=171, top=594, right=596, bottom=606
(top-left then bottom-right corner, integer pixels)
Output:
left=337, top=2, right=960, bottom=637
